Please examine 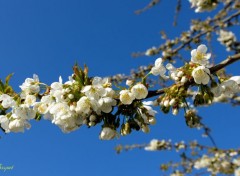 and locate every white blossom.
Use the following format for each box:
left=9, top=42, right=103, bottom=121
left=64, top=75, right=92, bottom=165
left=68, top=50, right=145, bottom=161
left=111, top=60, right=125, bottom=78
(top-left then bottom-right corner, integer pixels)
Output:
left=98, top=97, right=116, bottom=113
left=189, top=0, right=217, bottom=13
left=50, top=77, right=64, bottom=102
left=211, top=85, right=223, bottom=97
left=145, top=139, right=159, bottom=151
left=218, top=30, right=236, bottom=50
left=0, top=115, right=10, bottom=133
left=8, top=118, right=30, bottom=133
left=76, top=96, right=99, bottom=115
left=151, top=58, right=166, bottom=76
left=33, top=95, right=54, bottom=115
left=221, top=79, right=240, bottom=96
left=12, top=105, right=36, bottom=120
left=191, top=44, right=211, bottom=65
left=212, top=77, right=240, bottom=98
left=194, top=155, right=211, bottom=169
left=192, top=66, right=210, bottom=85
left=25, top=95, right=36, bottom=106
left=119, top=90, right=135, bottom=105
left=0, top=94, right=16, bottom=108
left=50, top=102, right=71, bottom=120
left=145, top=46, right=157, bottom=56
left=81, top=77, right=108, bottom=100
left=139, top=101, right=157, bottom=125
left=53, top=114, right=81, bottom=133
left=19, top=74, right=40, bottom=94
left=131, top=83, right=148, bottom=100
left=76, top=96, right=92, bottom=115
left=166, top=63, right=185, bottom=82
left=230, top=76, right=240, bottom=85
left=99, top=127, right=117, bottom=140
